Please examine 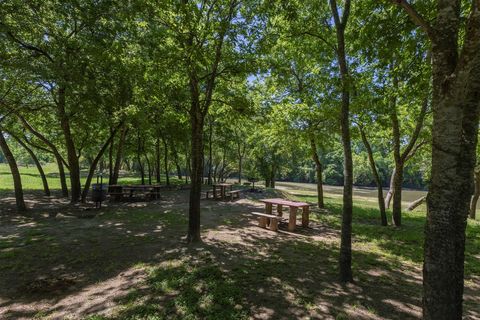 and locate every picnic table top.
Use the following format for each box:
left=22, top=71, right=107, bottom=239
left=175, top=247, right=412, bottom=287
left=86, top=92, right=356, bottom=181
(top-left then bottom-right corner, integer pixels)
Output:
left=260, top=198, right=309, bottom=207
left=212, top=183, right=233, bottom=187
